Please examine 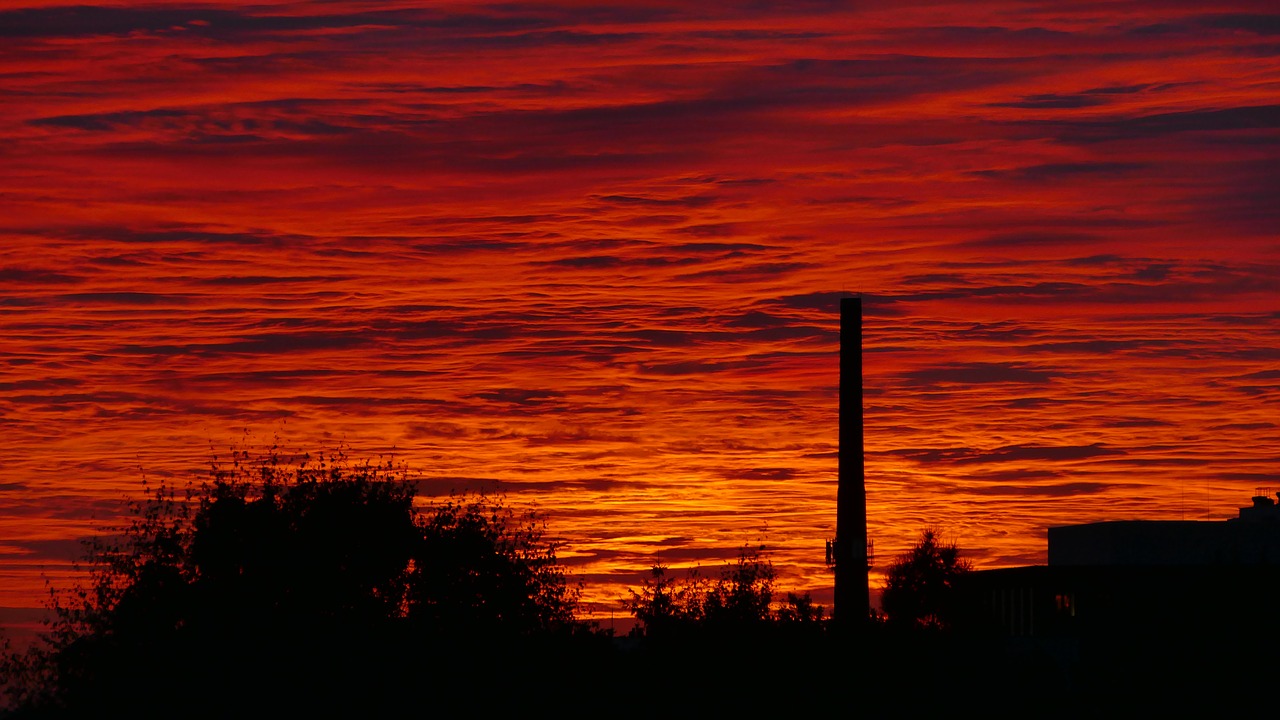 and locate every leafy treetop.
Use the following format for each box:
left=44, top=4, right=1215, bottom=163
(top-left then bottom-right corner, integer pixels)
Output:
left=879, top=527, right=972, bottom=630
left=1, top=446, right=583, bottom=716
